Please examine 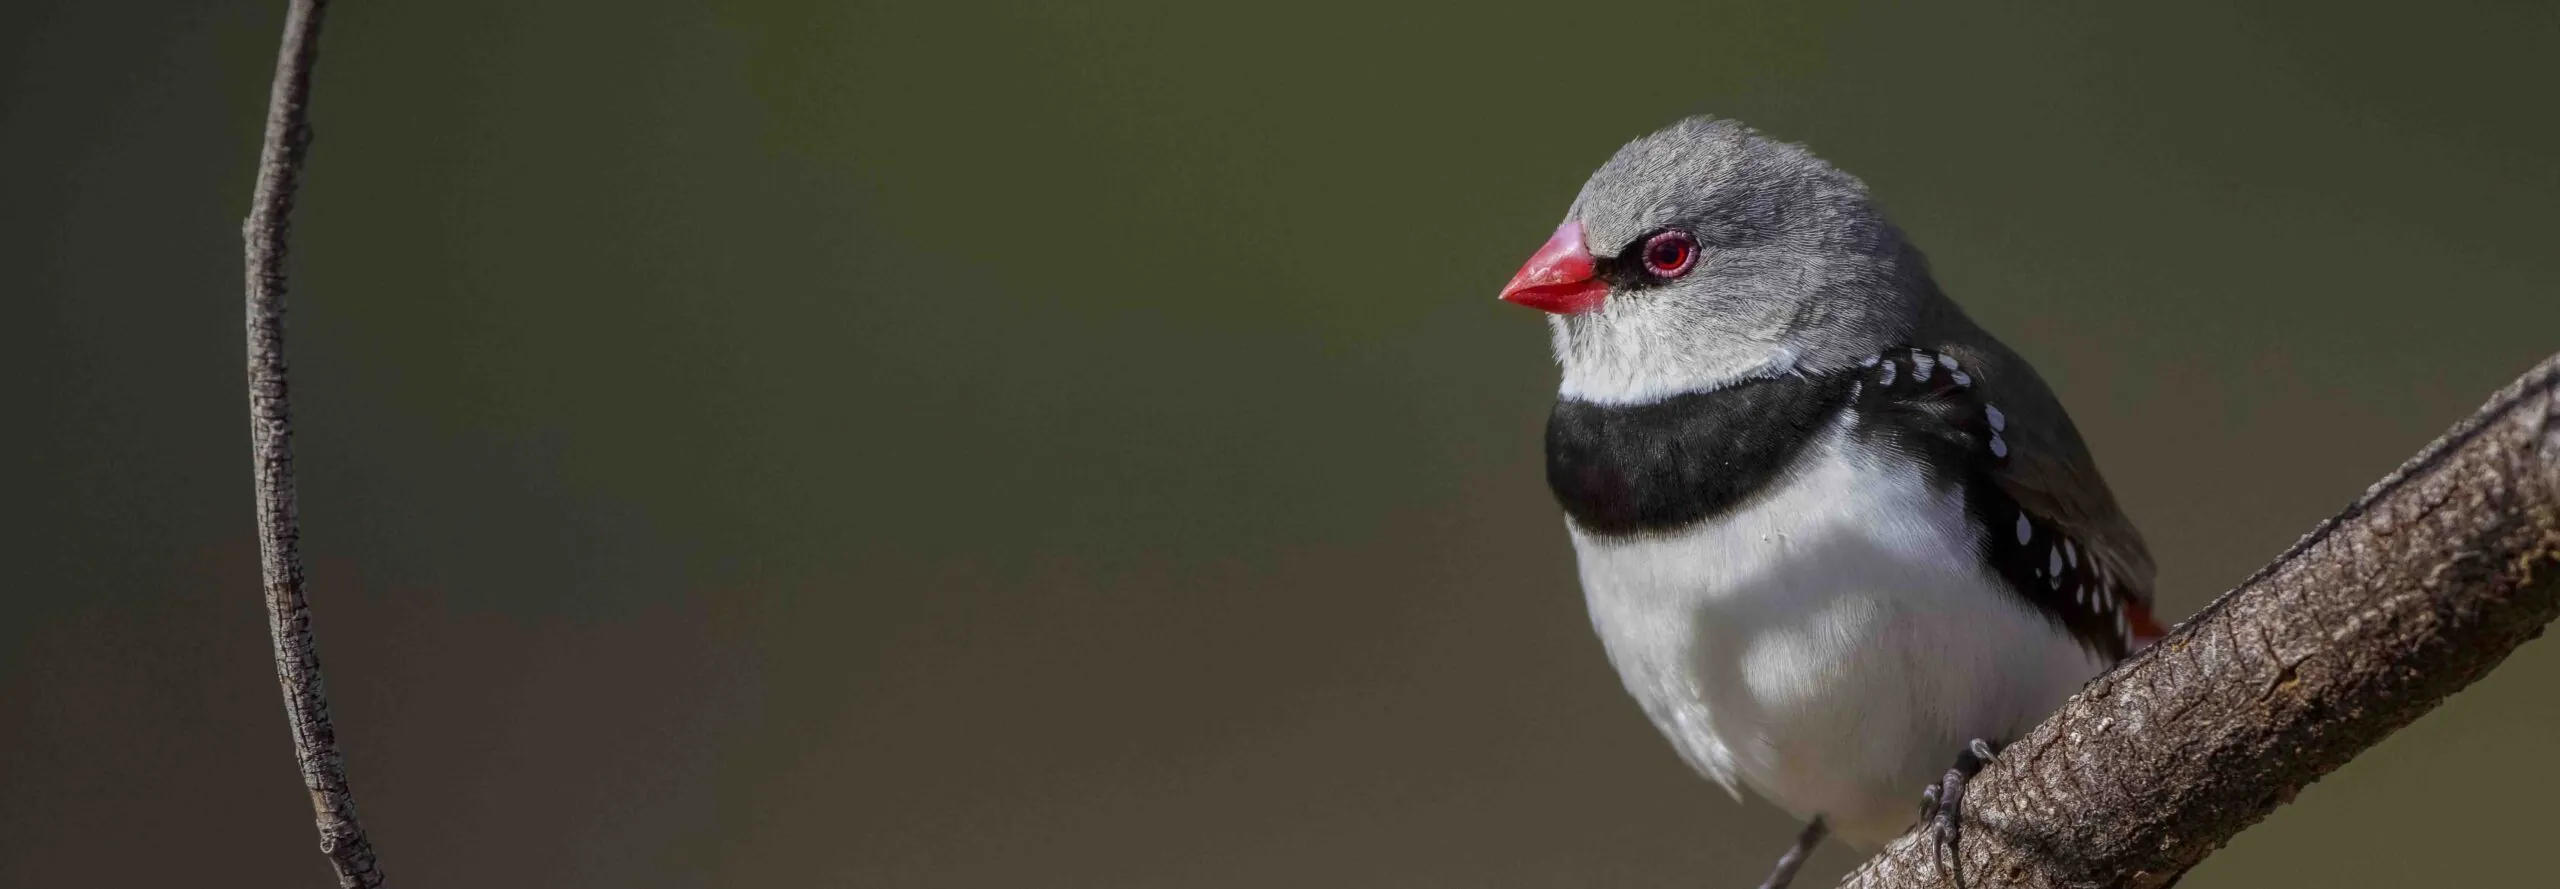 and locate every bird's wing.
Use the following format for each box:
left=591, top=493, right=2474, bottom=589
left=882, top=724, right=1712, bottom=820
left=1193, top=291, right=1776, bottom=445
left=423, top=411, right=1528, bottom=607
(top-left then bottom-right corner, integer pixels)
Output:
left=1933, top=338, right=2156, bottom=598
left=1845, top=342, right=2164, bottom=659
